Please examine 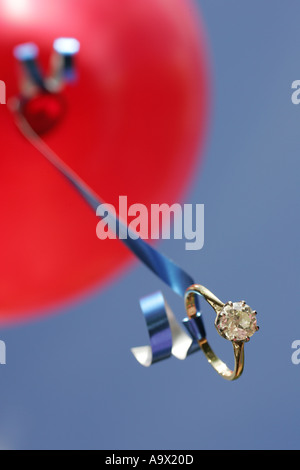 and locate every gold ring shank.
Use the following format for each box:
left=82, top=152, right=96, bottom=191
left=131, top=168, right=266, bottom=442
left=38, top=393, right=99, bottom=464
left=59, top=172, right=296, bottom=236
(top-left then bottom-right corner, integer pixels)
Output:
left=198, top=338, right=244, bottom=381
left=185, top=284, right=245, bottom=381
